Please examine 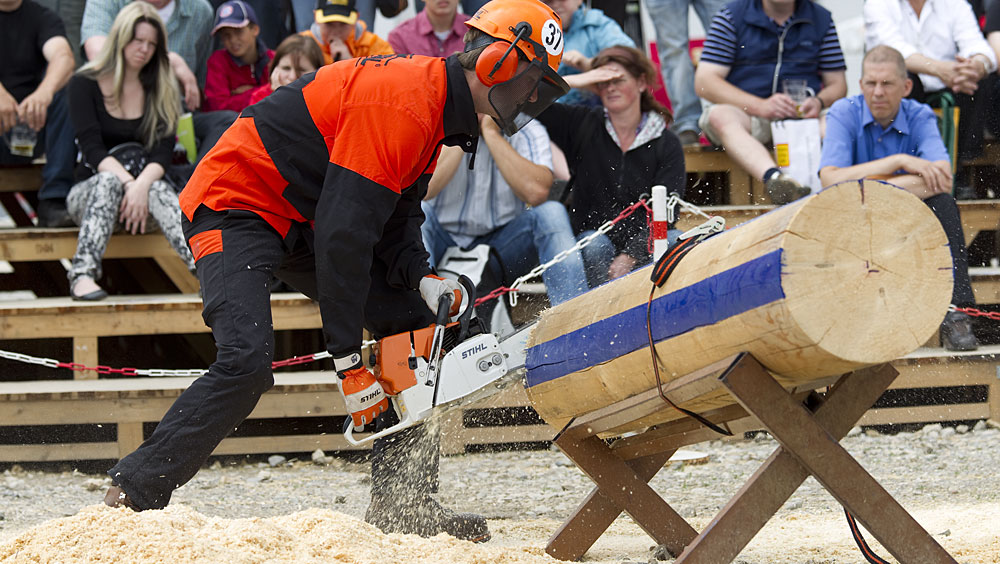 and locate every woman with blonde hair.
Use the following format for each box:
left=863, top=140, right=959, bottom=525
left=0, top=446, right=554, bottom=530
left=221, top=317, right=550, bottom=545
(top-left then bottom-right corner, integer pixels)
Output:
left=538, top=44, right=686, bottom=286
left=67, top=1, right=194, bottom=300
